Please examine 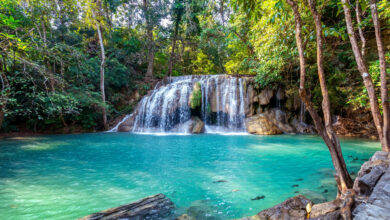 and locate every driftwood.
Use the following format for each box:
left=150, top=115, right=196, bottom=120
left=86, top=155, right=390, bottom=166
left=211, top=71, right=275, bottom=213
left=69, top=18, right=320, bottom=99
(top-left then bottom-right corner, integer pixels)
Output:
left=79, top=194, right=174, bottom=220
